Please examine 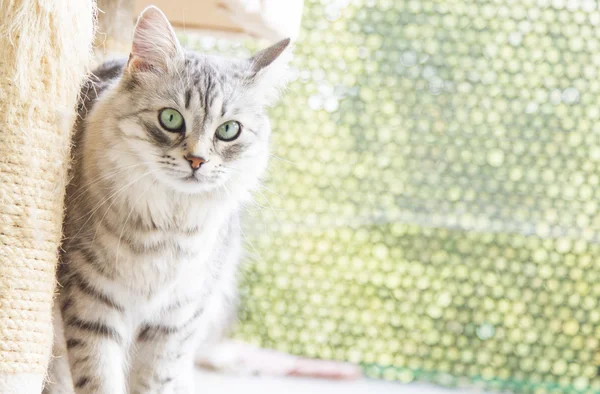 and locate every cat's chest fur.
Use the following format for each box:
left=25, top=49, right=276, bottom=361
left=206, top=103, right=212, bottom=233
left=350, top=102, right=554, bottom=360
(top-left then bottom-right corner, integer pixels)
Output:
left=65, top=172, right=235, bottom=308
